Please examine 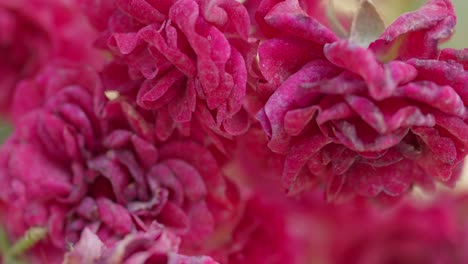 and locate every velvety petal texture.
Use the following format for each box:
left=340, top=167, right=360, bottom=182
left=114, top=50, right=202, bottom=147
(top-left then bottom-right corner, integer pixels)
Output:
left=0, top=63, right=239, bottom=263
left=256, top=0, right=468, bottom=200
left=81, top=0, right=252, bottom=140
